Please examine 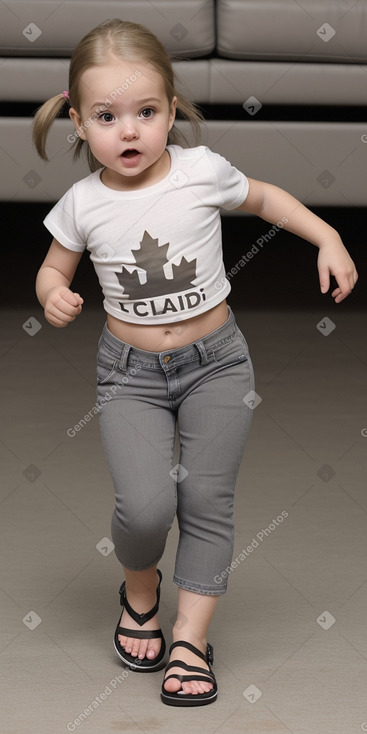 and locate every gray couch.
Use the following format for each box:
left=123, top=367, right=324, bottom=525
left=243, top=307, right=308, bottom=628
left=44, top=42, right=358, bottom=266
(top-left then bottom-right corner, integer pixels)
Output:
left=0, top=0, right=366, bottom=205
